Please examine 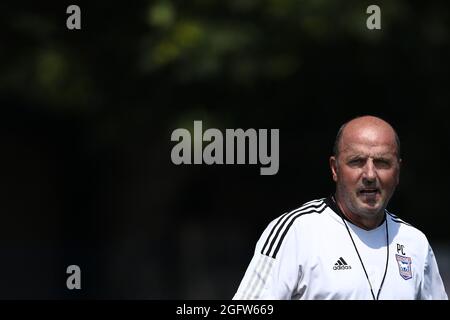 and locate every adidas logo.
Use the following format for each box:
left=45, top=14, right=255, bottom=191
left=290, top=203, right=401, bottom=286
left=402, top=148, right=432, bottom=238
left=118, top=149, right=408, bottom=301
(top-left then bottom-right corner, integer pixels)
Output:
left=333, top=257, right=352, bottom=270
